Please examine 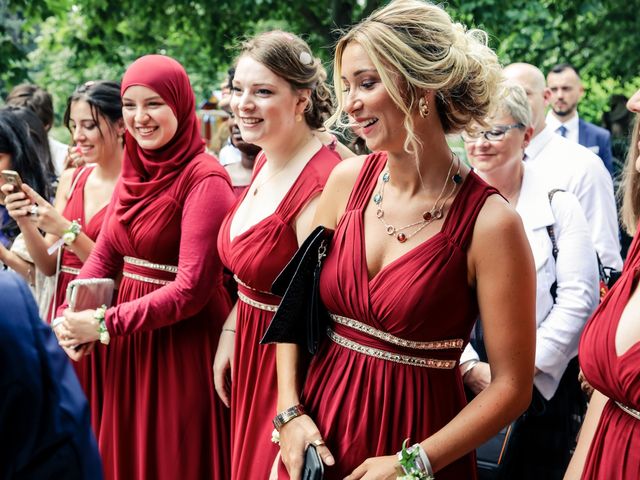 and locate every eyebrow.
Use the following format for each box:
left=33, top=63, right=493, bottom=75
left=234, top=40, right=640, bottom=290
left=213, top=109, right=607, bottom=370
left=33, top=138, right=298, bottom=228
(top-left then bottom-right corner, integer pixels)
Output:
left=341, top=68, right=378, bottom=80
left=122, top=95, right=164, bottom=102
